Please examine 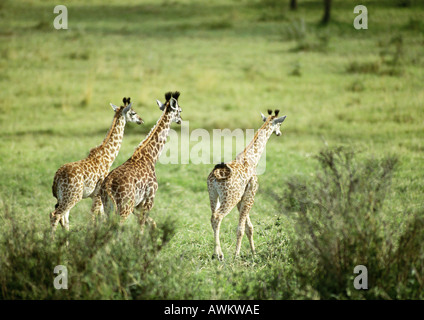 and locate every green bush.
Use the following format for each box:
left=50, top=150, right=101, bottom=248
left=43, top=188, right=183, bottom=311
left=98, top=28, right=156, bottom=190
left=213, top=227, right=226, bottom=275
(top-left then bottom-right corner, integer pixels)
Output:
left=281, top=147, right=424, bottom=299
left=0, top=205, right=176, bottom=299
